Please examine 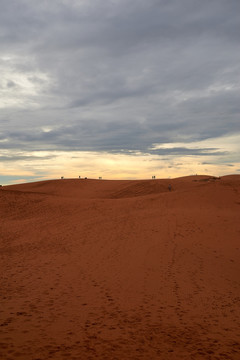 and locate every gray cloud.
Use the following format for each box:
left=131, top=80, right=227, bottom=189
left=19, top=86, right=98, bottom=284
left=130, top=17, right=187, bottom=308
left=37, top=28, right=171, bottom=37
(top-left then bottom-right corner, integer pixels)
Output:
left=150, top=148, right=227, bottom=156
left=0, top=0, right=240, bottom=160
left=0, top=154, right=56, bottom=161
